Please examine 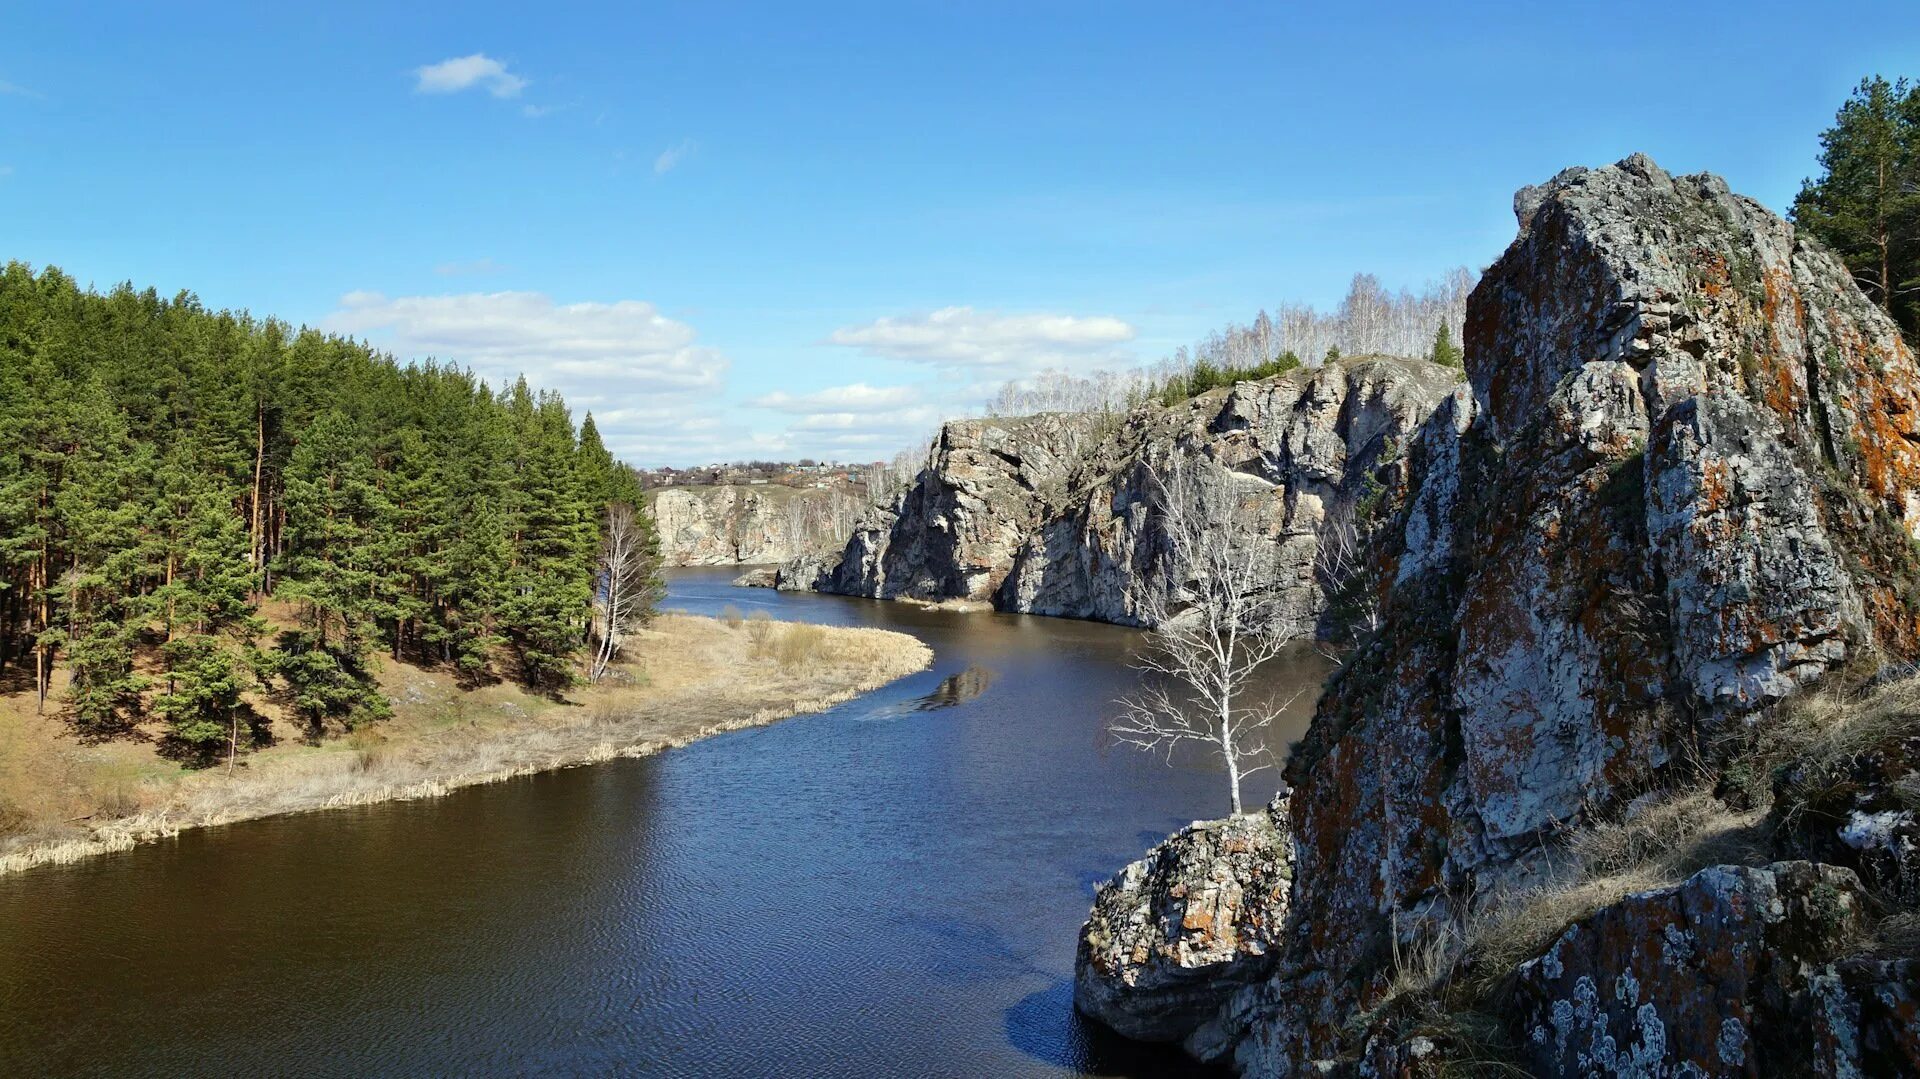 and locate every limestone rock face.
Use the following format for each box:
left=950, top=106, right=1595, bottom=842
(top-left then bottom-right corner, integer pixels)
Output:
left=650, top=485, right=852, bottom=566
left=787, top=412, right=1104, bottom=601
left=1217, top=155, right=1920, bottom=1074
left=781, top=358, right=1462, bottom=632
left=1511, top=861, right=1903, bottom=1078
left=1074, top=796, right=1293, bottom=1043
